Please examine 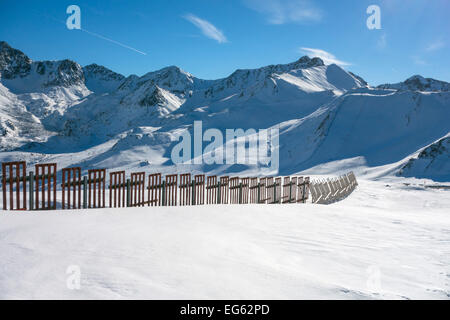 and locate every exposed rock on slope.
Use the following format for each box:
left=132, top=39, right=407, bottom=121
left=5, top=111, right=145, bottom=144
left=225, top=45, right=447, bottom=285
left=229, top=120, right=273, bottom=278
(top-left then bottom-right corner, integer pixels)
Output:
left=399, top=135, right=450, bottom=182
